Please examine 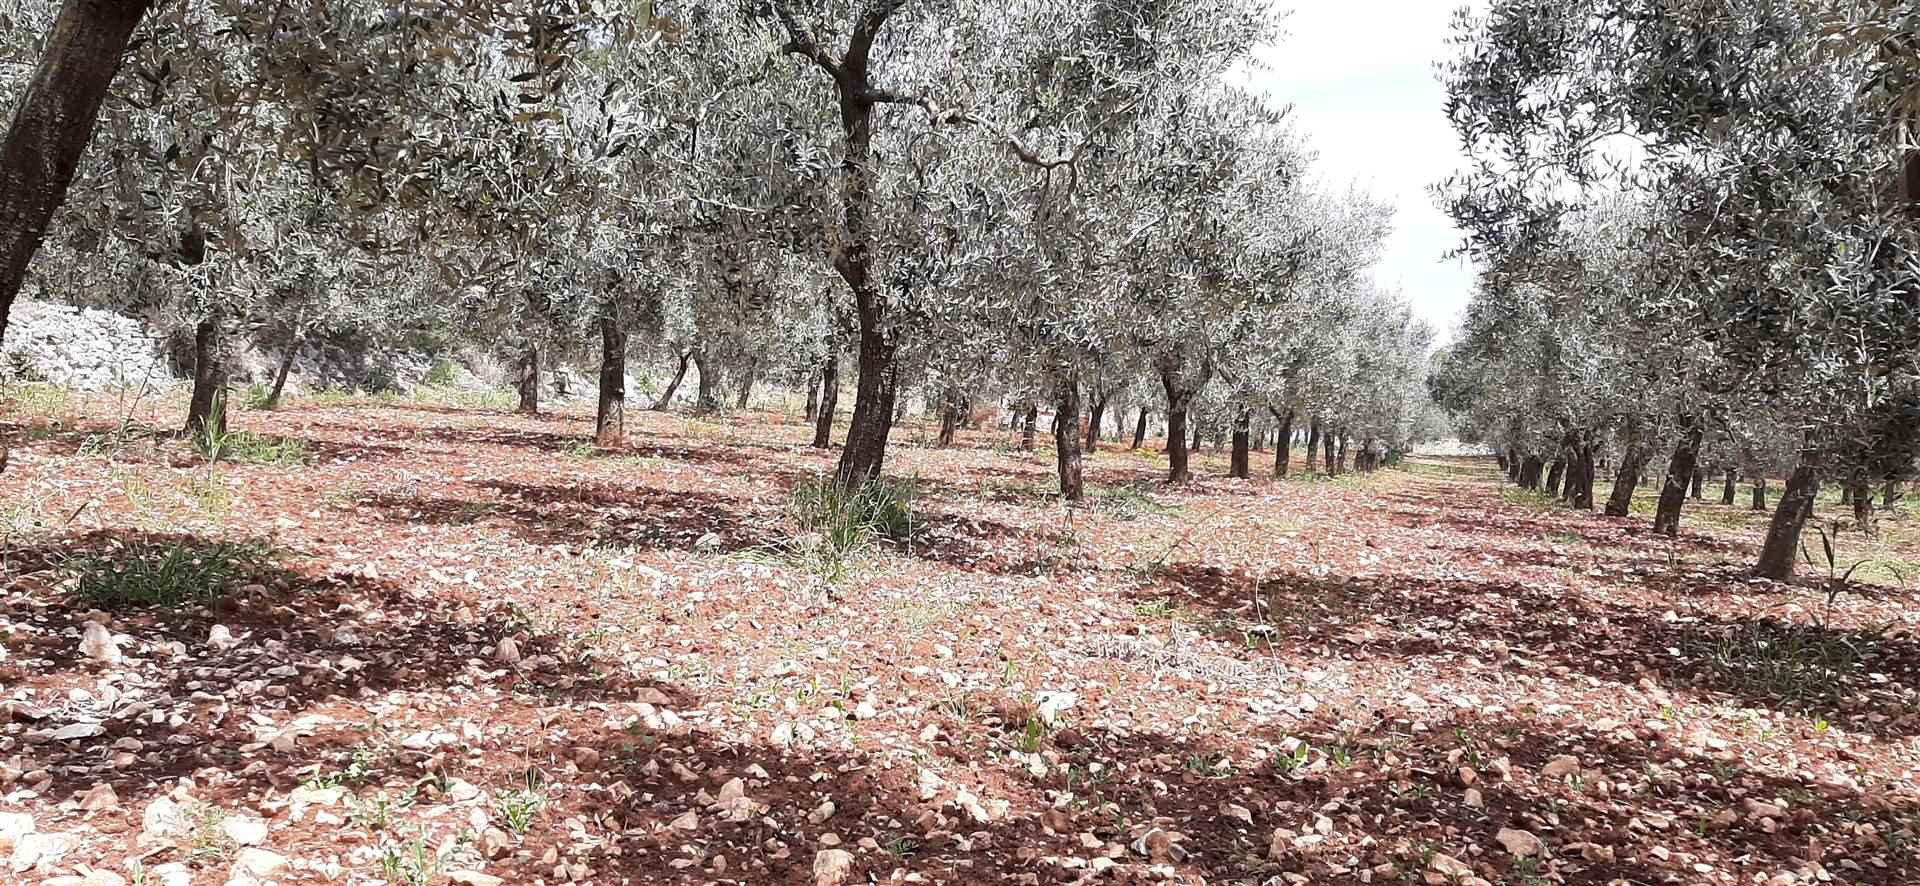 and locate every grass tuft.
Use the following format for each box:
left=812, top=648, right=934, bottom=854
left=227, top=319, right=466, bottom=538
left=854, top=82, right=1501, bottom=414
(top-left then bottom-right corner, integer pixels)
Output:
left=64, top=537, right=276, bottom=609
left=1682, top=619, right=1874, bottom=713
left=769, top=475, right=918, bottom=587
